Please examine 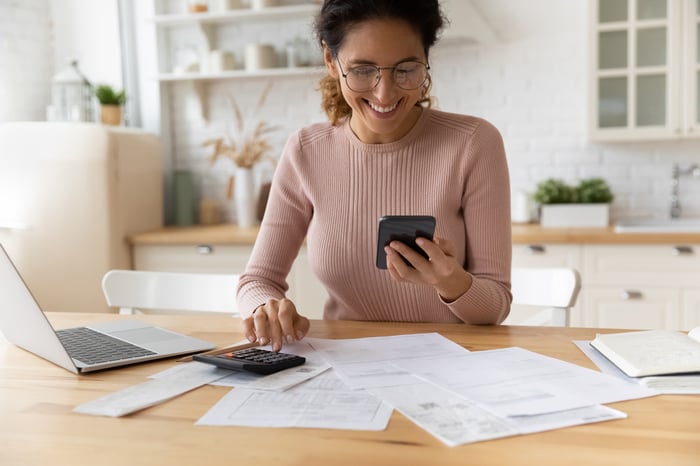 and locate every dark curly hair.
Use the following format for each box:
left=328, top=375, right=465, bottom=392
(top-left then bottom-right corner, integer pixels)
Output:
left=314, top=0, right=446, bottom=124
